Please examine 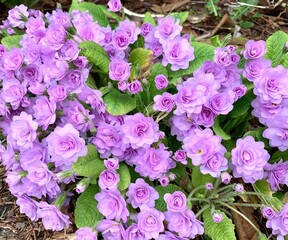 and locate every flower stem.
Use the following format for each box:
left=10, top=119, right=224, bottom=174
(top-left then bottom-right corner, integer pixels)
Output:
left=188, top=185, right=207, bottom=199
left=196, top=205, right=211, bottom=218
left=219, top=201, right=262, bottom=235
